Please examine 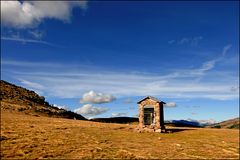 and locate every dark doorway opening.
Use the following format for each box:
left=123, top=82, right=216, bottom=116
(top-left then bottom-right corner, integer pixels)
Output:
left=144, top=108, right=154, bottom=125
